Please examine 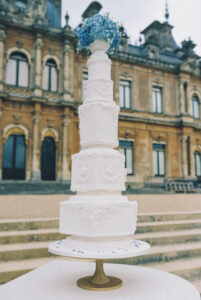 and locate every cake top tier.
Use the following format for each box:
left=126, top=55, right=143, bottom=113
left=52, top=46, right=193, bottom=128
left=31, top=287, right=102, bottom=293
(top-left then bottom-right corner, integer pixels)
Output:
left=74, top=14, right=120, bottom=54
